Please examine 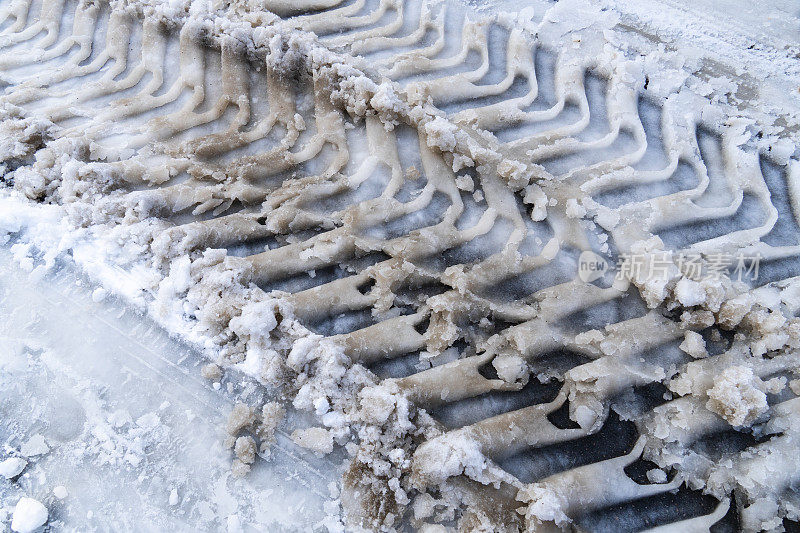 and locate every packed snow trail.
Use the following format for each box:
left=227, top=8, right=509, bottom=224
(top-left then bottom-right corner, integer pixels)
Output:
left=1, top=0, right=799, bottom=530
